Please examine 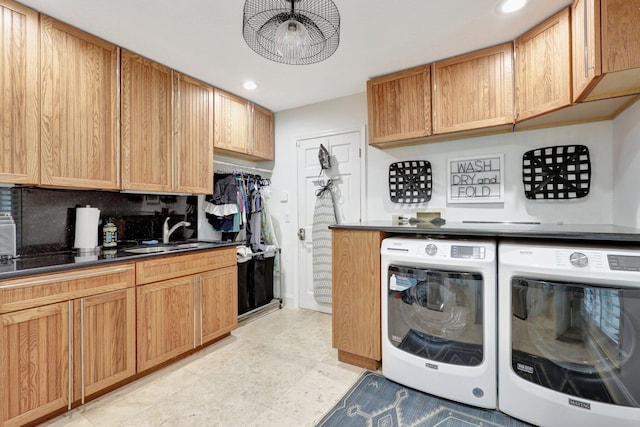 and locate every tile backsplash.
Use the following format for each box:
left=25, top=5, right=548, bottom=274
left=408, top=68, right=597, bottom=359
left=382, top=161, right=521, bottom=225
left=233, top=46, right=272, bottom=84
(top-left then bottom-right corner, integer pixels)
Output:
left=10, top=187, right=197, bottom=255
